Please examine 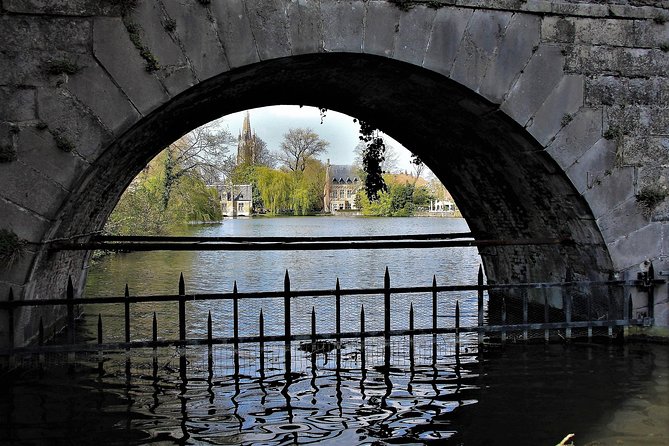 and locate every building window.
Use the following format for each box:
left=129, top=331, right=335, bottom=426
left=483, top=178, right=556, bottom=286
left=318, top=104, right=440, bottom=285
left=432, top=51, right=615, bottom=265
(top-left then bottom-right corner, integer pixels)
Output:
left=339, top=190, right=345, bottom=198
left=238, top=202, right=244, bottom=212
